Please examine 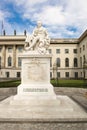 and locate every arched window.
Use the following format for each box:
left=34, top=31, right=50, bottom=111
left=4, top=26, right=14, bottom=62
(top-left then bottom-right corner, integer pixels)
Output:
left=65, top=58, right=69, bottom=67
left=56, top=58, right=60, bottom=67
left=18, top=57, right=21, bottom=67
left=80, top=57, right=82, bottom=67
left=74, top=58, right=78, bottom=67
left=50, top=58, right=52, bottom=67
left=0, top=56, right=1, bottom=69
left=8, top=56, right=12, bottom=66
